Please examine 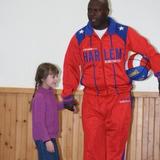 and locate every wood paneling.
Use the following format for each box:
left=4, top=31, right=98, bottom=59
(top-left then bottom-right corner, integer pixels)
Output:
left=0, top=87, right=159, bottom=160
